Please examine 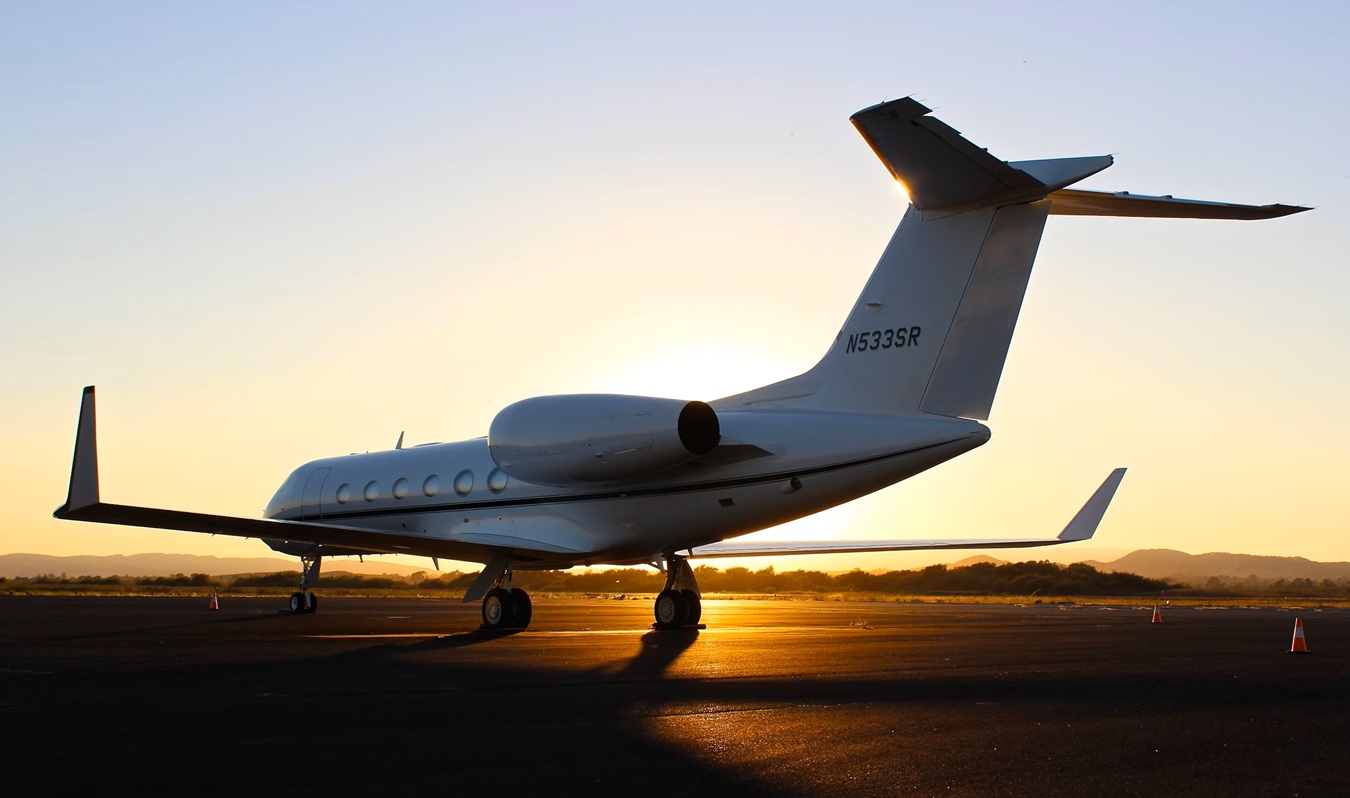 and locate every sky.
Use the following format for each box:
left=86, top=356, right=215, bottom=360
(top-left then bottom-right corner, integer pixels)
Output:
left=3, top=1, right=1348, bottom=574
